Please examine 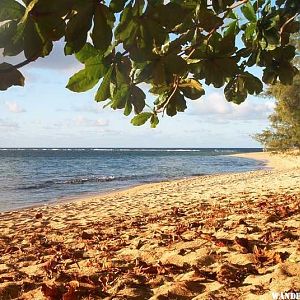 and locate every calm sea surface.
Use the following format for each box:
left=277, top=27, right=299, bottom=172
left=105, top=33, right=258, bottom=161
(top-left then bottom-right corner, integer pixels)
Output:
left=0, top=148, right=264, bottom=212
